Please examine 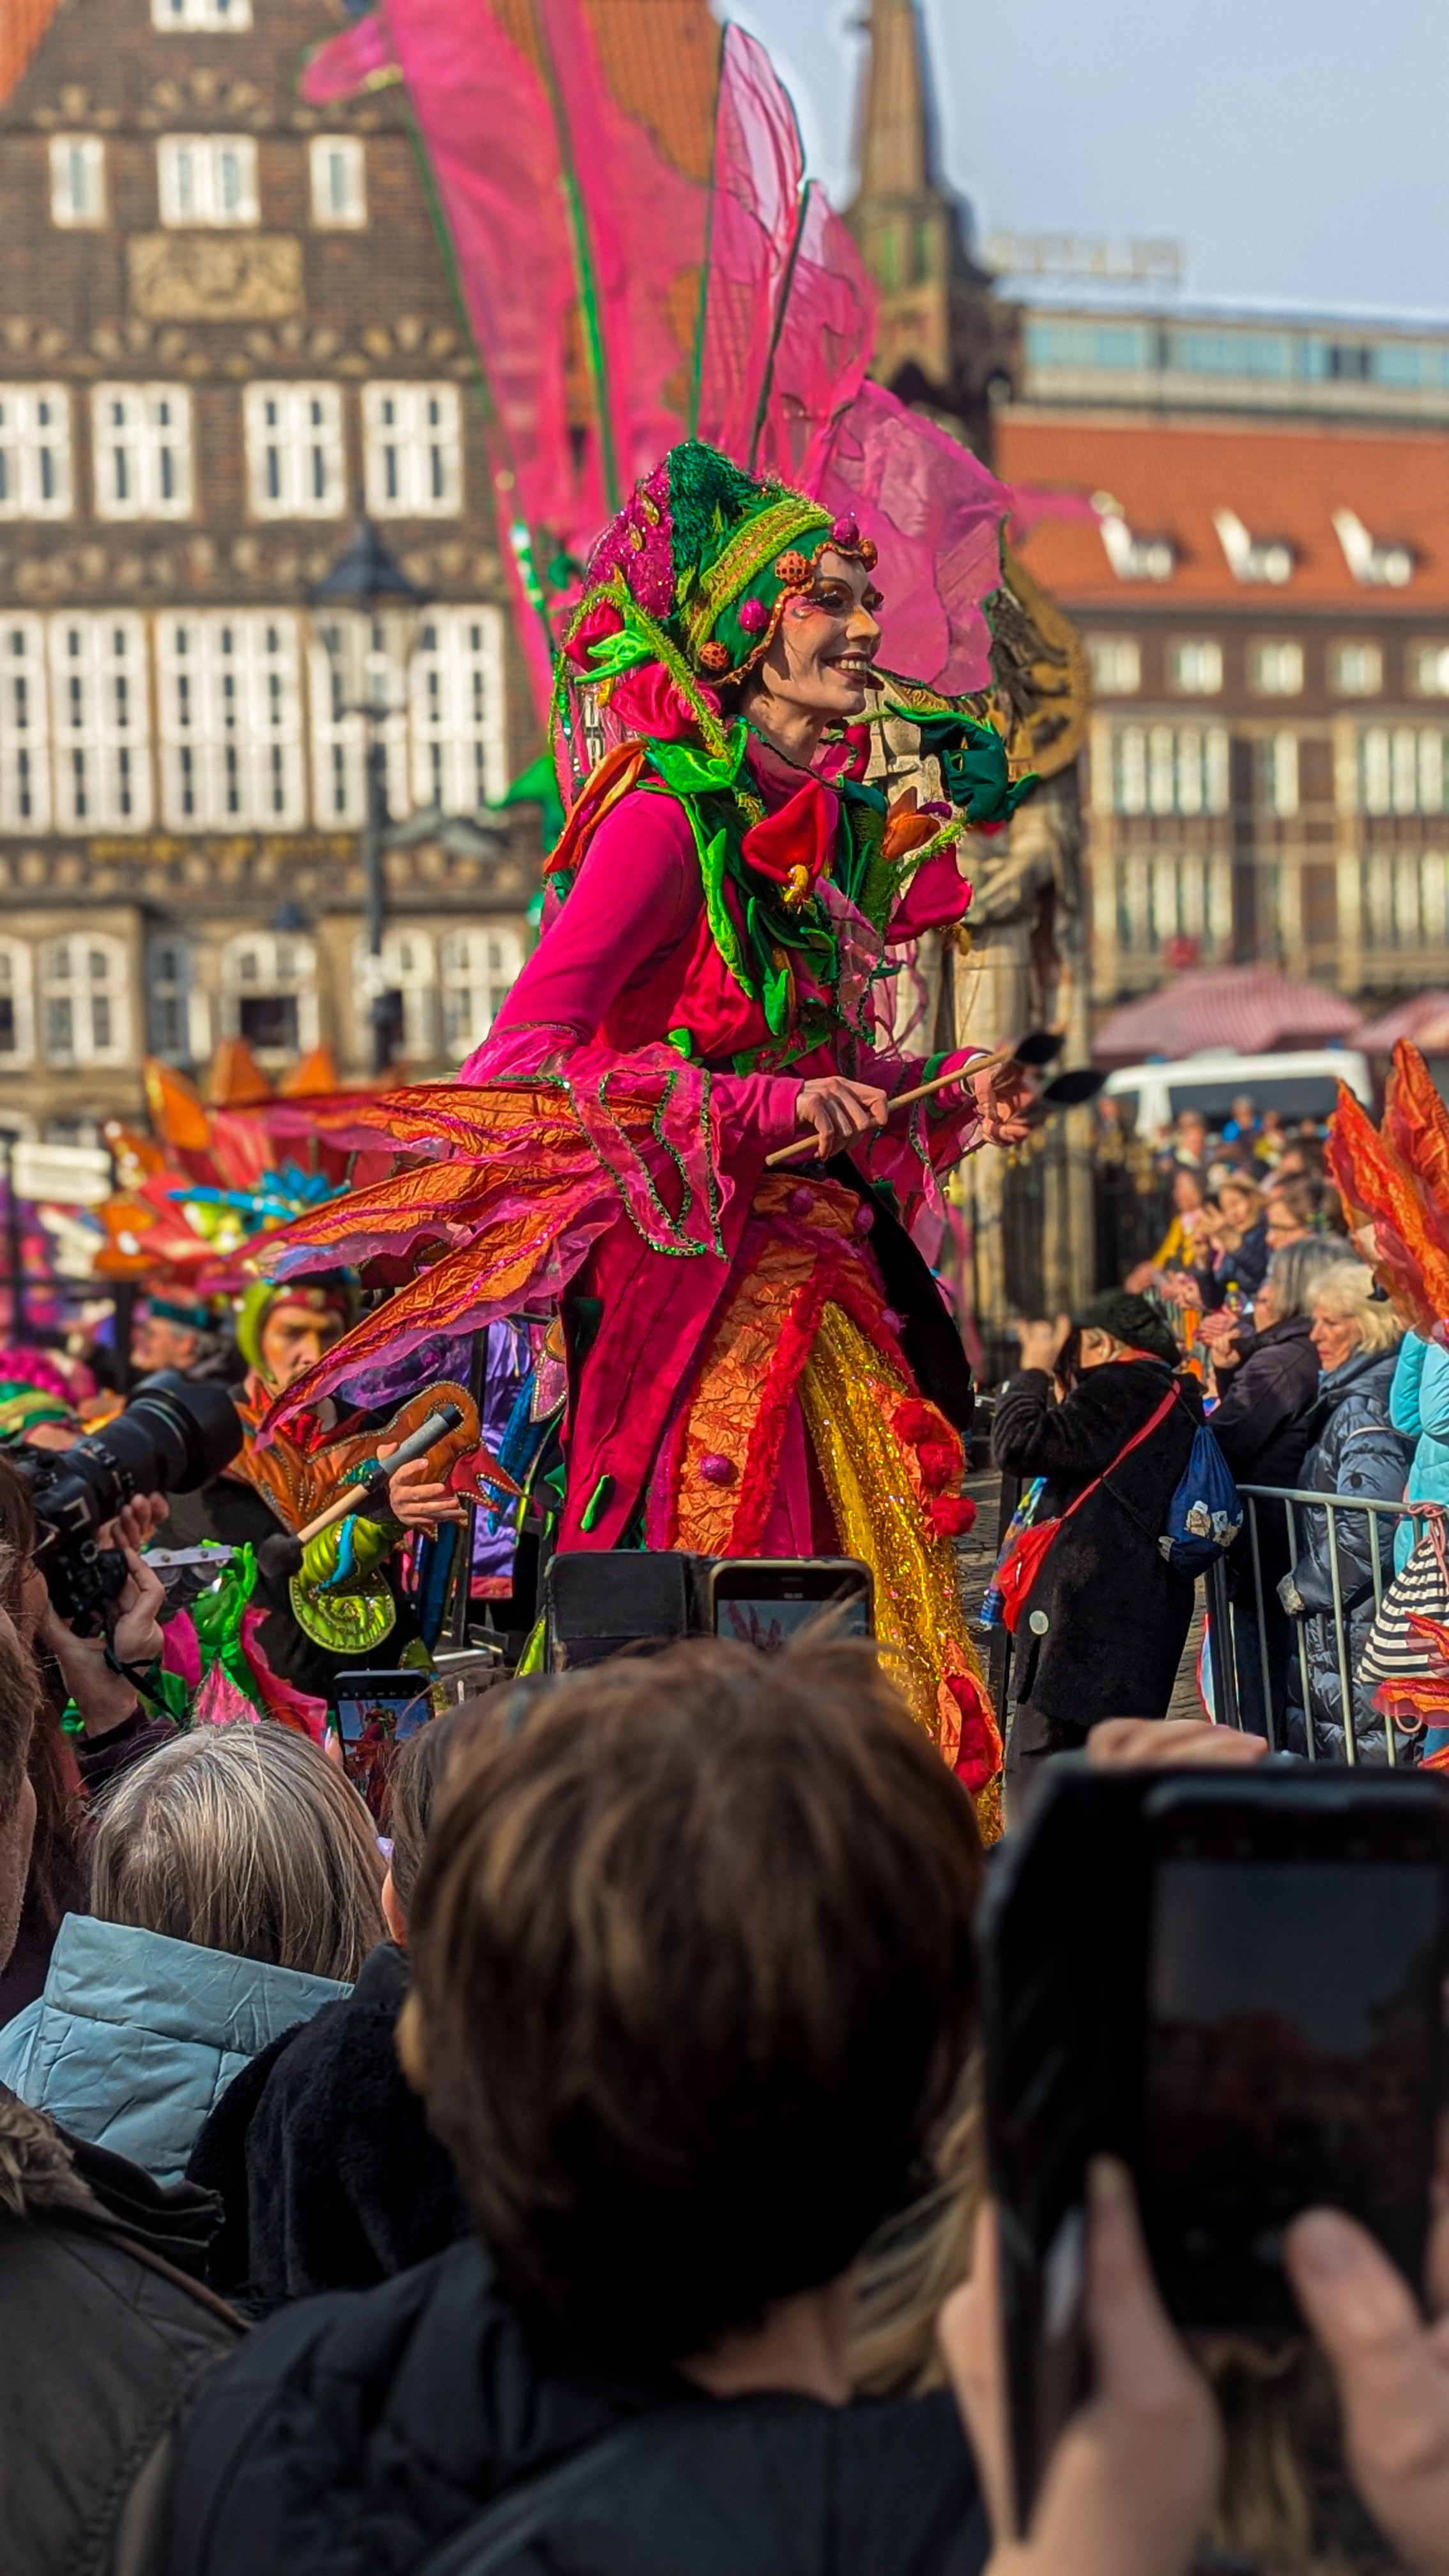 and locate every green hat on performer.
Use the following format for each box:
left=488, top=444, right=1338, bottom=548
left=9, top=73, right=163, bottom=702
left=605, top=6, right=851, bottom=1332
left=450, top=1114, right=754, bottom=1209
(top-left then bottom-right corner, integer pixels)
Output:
left=567, top=440, right=878, bottom=706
